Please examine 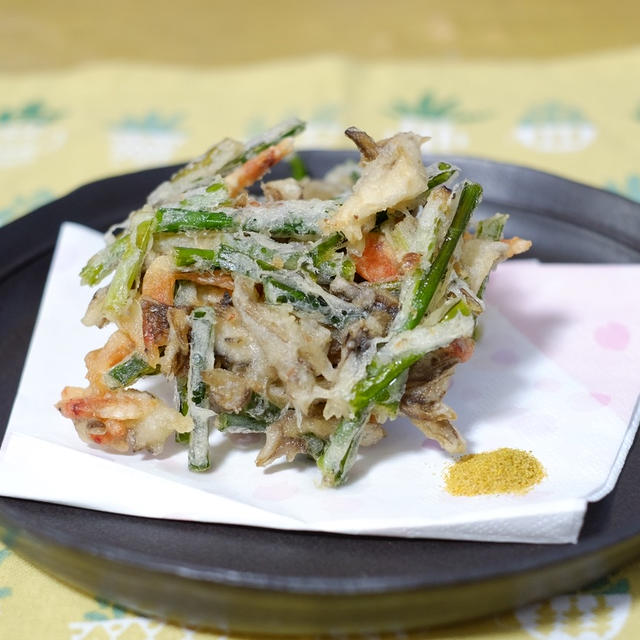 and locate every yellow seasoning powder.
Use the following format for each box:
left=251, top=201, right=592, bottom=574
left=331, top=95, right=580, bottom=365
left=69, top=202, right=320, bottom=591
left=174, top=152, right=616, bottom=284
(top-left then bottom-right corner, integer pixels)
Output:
left=444, top=447, right=545, bottom=496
